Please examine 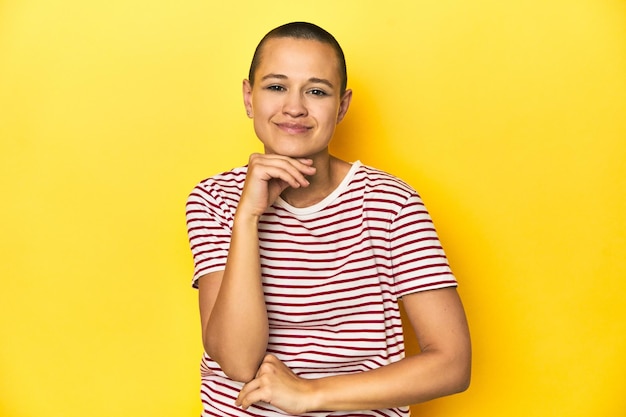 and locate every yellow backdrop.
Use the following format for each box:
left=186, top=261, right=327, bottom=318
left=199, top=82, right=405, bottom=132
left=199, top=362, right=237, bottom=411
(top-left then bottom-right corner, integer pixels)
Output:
left=1, top=1, right=625, bottom=416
